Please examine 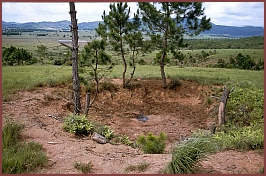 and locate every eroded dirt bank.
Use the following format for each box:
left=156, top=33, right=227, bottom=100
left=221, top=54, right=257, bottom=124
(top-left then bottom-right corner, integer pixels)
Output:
left=2, top=79, right=263, bottom=174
